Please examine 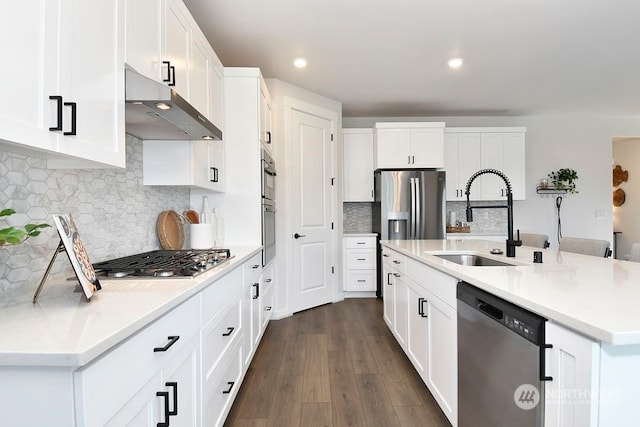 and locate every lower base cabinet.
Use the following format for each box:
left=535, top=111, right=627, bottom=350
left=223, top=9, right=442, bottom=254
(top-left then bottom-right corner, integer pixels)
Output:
left=0, top=251, right=273, bottom=427
left=404, top=263, right=457, bottom=426
left=544, top=321, right=600, bottom=427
